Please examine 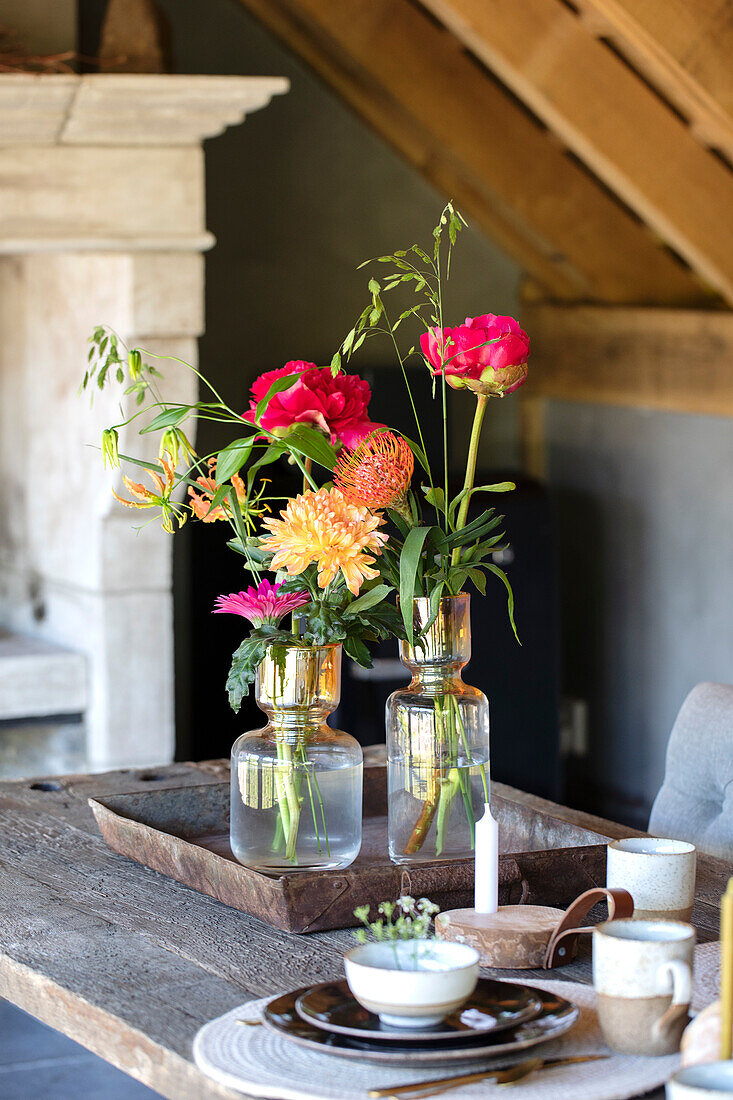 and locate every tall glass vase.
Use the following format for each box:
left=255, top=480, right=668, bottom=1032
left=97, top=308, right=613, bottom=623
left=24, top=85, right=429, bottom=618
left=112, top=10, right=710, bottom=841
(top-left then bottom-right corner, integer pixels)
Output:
left=386, top=594, right=490, bottom=864
left=230, top=642, right=363, bottom=872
